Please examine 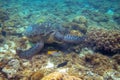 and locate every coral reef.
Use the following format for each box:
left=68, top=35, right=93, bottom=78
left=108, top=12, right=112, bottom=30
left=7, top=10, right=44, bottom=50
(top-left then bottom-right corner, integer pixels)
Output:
left=0, top=0, right=120, bottom=80
left=80, top=53, right=120, bottom=80
left=112, top=54, right=120, bottom=71
left=86, top=28, right=120, bottom=54
left=0, top=9, right=9, bottom=22
left=0, top=47, right=120, bottom=79
left=42, top=72, right=82, bottom=80
left=82, top=10, right=109, bottom=23
left=30, top=71, right=44, bottom=80
left=63, top=16, right=88, bottom=34
left=112, top=54, right=120, bottom=65
left=81, top=10, right=120, bottom=30
left=72, top=16, right=88, bottom=26
left=83, top=53, right=115, bottom=75
left=2, top=59, right=20, bottom=78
